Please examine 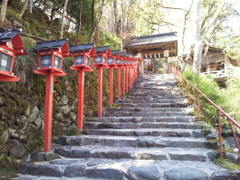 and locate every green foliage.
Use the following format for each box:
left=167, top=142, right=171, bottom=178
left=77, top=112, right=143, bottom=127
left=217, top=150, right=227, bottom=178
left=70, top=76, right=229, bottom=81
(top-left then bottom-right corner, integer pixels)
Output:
left=67, top=0, right=93, bottom=34
left=221, top=36, right=240, bottom=60
left=182, top=67, right=240, bottom=124
left=220, top=68, right=240, bottom=122
left=214, top=158, right=240, bottom=170
left=152, top=58, right=164, bottom=71
left=98, top=32, right=121, bottom=49
left=105, top=103, right=119, bottom=108
left=64, top=126, right=82, bottom=136
left=0, top=154, right=18, bottom=179
left=182, top=69, right=224, bottom=124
